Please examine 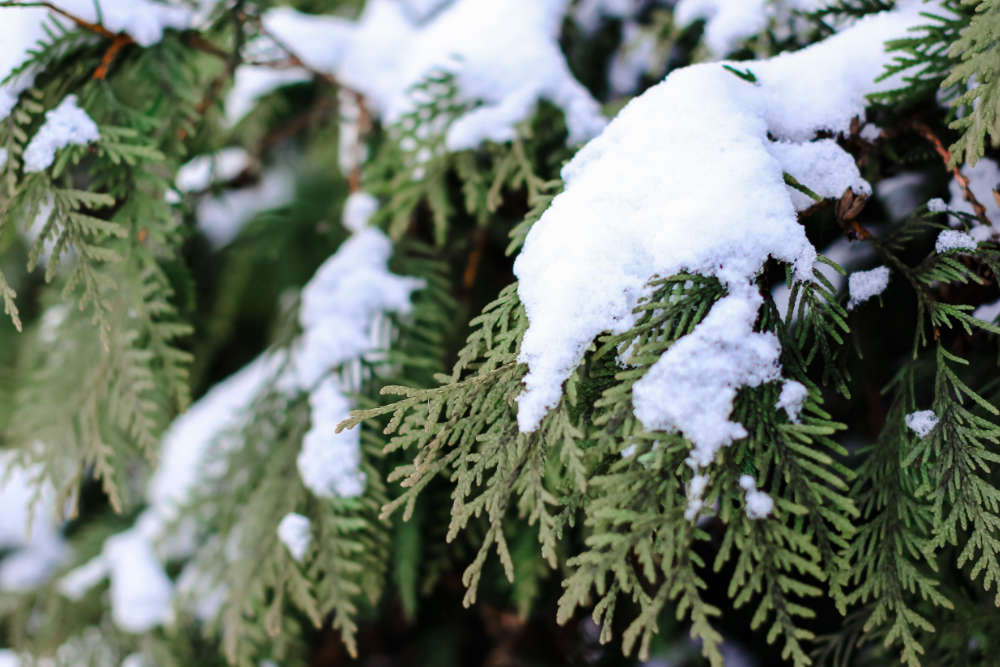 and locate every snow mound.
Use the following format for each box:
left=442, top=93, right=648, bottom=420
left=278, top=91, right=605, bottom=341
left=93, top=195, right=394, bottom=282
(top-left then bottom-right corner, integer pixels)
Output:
left=513, top=4, right=926, bottom=508
left=847, top=266, right=890, bottom=310
left=277, top=513, right=312, bottom=562
left=23, top=95, right=99, bottom=173
left=905, top=410, right=938, bottom=438
left=260, top=0, right=606, bottom=151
